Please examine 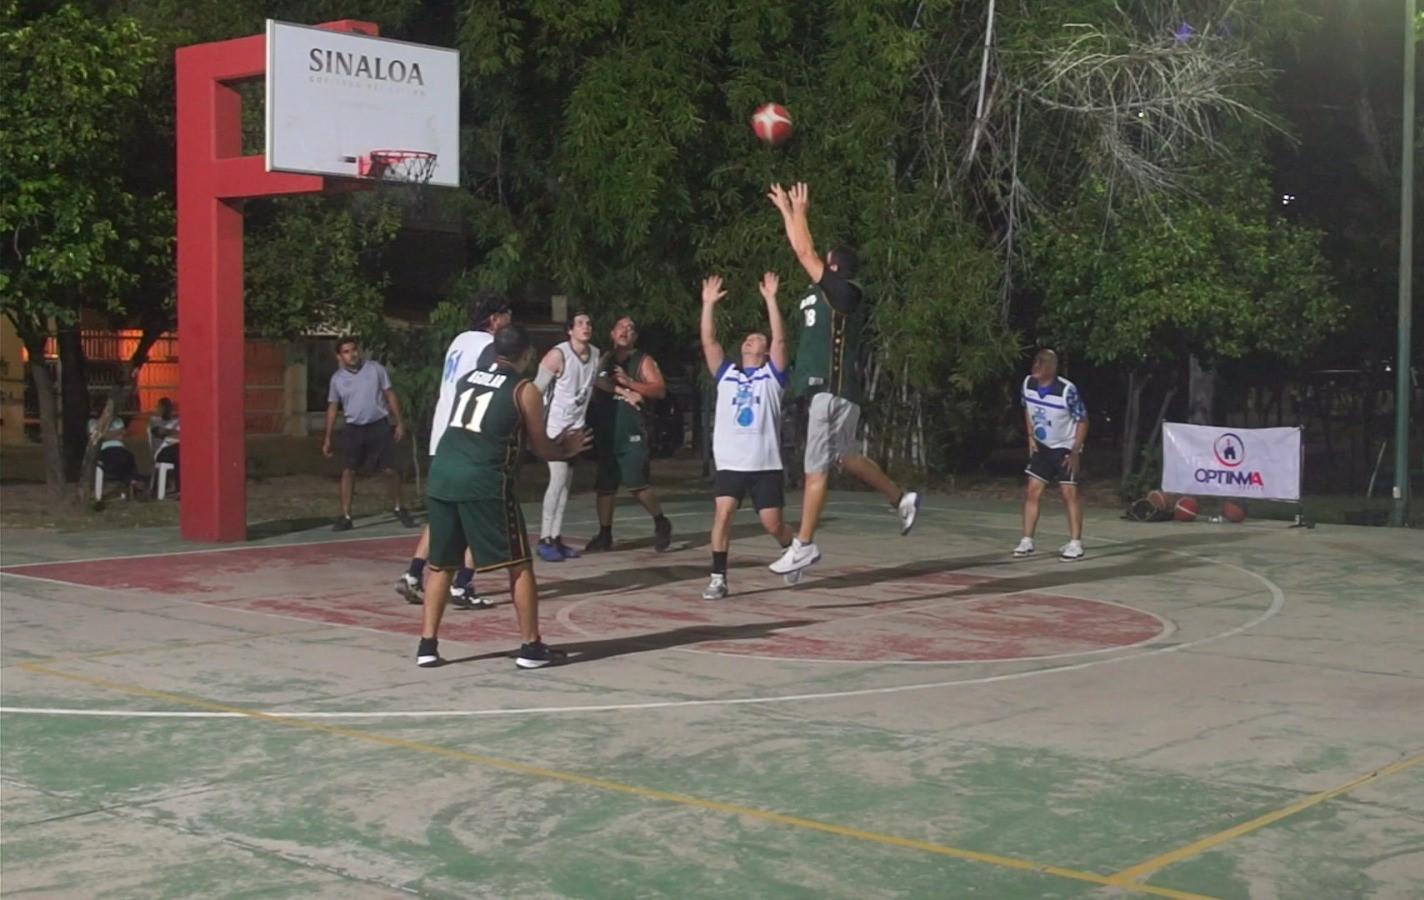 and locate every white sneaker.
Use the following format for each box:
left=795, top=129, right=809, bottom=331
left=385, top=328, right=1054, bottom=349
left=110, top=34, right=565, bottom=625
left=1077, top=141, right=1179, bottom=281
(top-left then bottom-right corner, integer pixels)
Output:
left=1012, top=537, right=1035, bottom=558
left=897, top=491, right=921, bottom=535
left=395, top=572, right=423, bottom=605
left=1059, top=540, right=1085, bottom=561
left=701, top=574, right=729, bottom=600
left=769, top=540, right=820, bottom=575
